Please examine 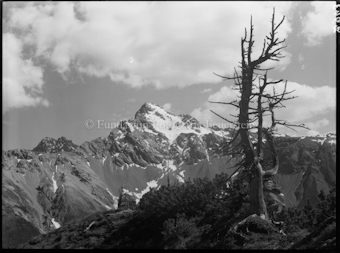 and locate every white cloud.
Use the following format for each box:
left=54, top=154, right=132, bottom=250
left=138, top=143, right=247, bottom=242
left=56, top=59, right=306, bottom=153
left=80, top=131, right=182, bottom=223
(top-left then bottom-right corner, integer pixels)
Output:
left=301, top=2, right=335, bottom=46
left=309, top=118, right=330, bottom=129
left=191, top=85, right=240, bottom=127
left=5, top=1, right=295, bottom=89
left=162, top=103, right=172, bottom=112
left=3, top=33, right=49, bottom=113
left=305, top=129, right=320, bottom=136
left=191, top=80, right=335, bottom=134
left=200, top=88, right=212, bottom=94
